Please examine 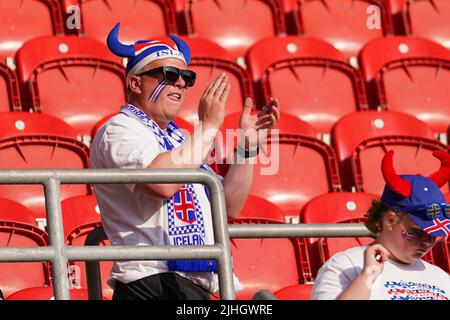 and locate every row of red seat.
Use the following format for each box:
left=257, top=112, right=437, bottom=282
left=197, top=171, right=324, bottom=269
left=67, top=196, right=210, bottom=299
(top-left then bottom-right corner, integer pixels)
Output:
left=1, top=0, right=448, bottom=61
left=0, top=35, right=449, bottom=138
left=0, top=109, right=449, bottom=222
left=1, top=192, right=449, bottom=300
